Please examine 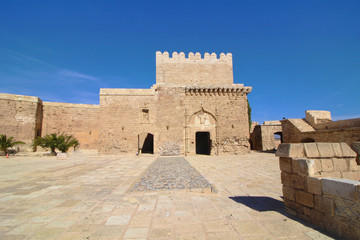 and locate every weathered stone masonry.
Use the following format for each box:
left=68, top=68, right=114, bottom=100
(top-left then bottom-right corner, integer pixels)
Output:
left=0, top=51, right=252, bottom=155
left=99, top=52, right=252, bottom=155
left=276, top=142, right=360, bottom=240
